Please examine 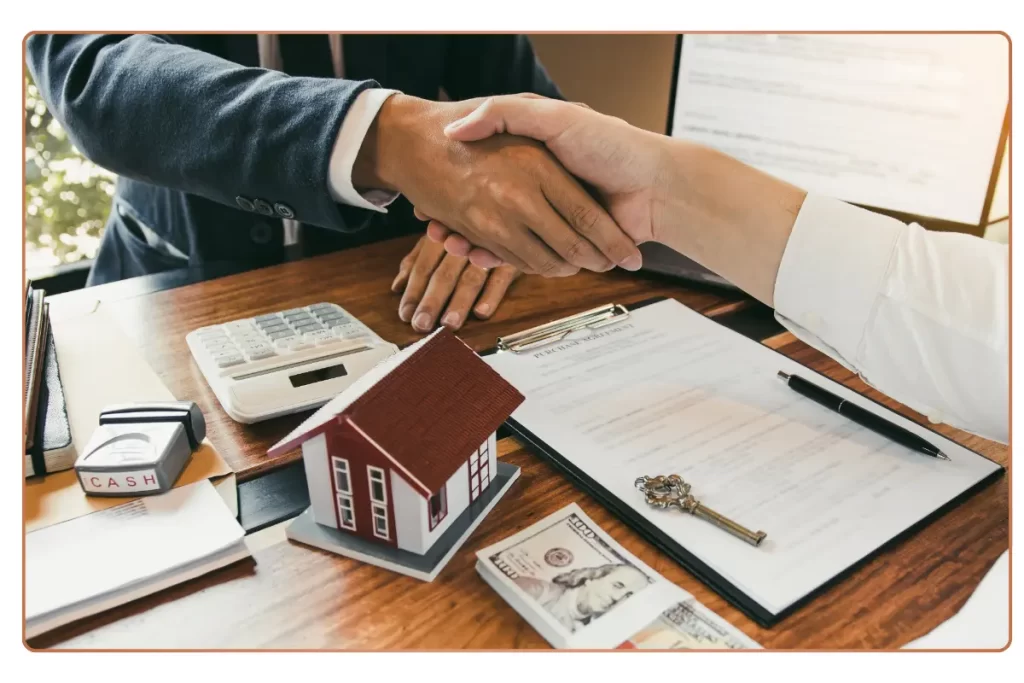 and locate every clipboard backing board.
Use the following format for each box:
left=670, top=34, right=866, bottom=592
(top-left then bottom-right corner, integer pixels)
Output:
left=481, top=297, right=1004, bottom=628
